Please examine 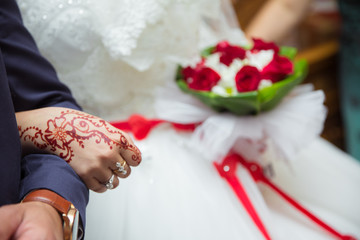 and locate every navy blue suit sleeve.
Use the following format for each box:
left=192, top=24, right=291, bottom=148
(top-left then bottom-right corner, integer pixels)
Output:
left=0, top=49, right=21, bottom=206
left=0, top=0, right=81, bottom=111
left=0, top=0, right=89, bottom=233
